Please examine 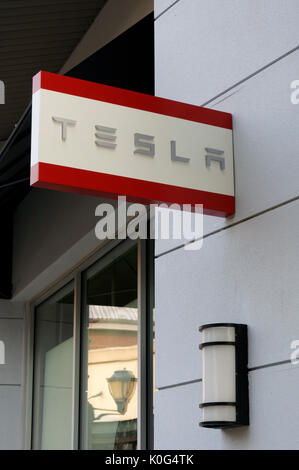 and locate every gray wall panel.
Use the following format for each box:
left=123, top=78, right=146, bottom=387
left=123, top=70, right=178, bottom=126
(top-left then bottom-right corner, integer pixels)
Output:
left=154, top=0, right=299, bottom=450
left=13, top=188, right=112, bottom=296
left=155, top=200, right=299, bottom=388
left=156, top=48, right=299, bottom=255
left=0, top=300, right=24, bottom=318
left=0, top=386, right=22, bottom=450
left=155, top=0, right=299, bottom=104
left=154, top=0, right=177, bottom=18
left=154, top=362, right=299, bottom=450
left=0, top=318, right=24, bottom=385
